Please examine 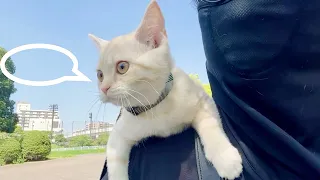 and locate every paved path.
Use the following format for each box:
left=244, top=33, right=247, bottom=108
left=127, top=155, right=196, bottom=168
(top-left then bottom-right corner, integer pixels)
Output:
left=0, top=154, right=106, bottom=180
